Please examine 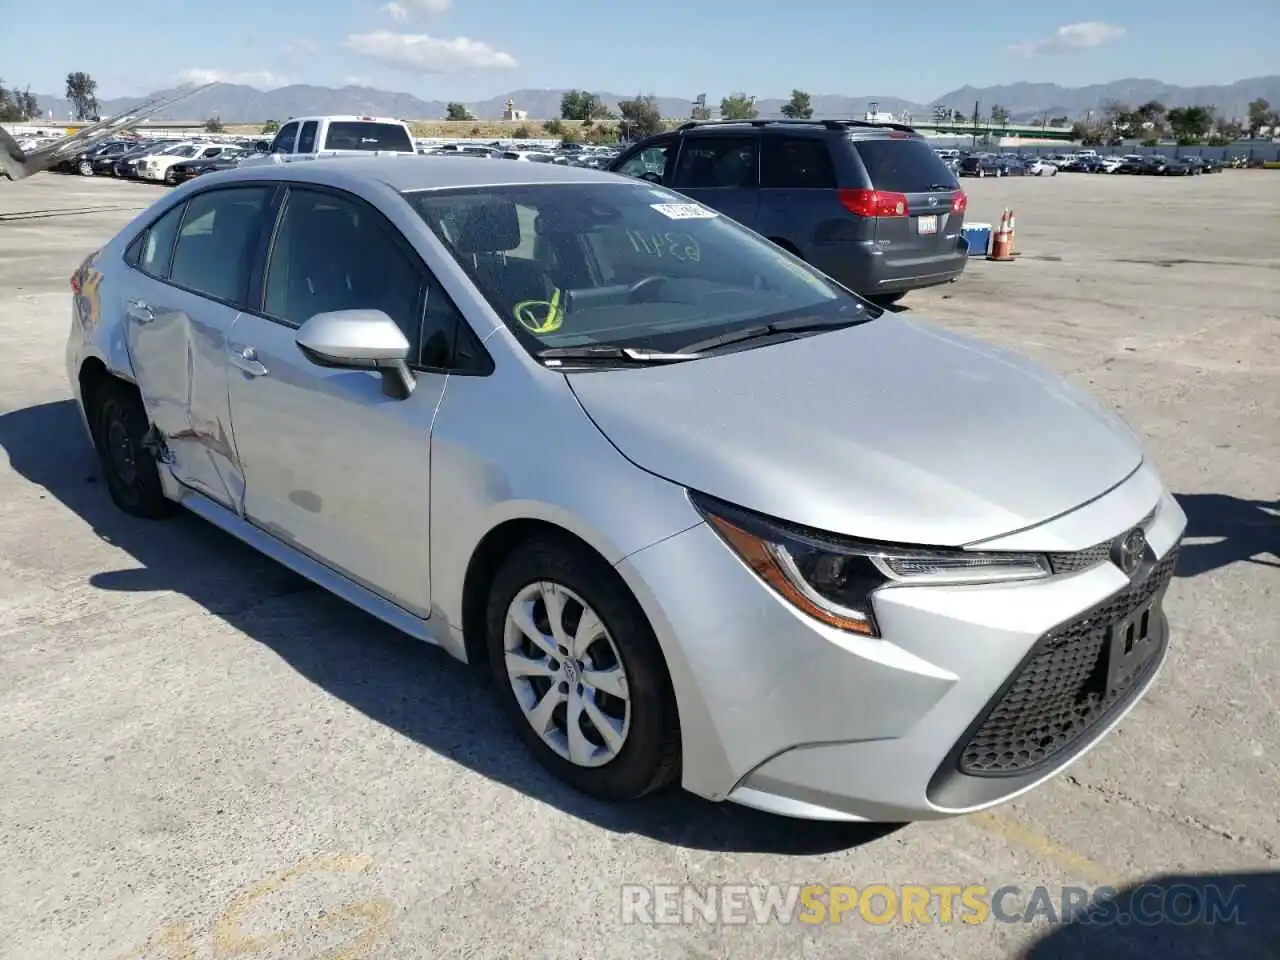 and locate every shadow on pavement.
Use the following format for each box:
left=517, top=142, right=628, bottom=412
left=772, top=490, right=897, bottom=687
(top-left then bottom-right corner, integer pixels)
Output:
left=1173, top=492, right=1278, bottom=578
left=1021, top=870, right=1280, bottom=959
left=0, top=398, right=902, bottom=856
